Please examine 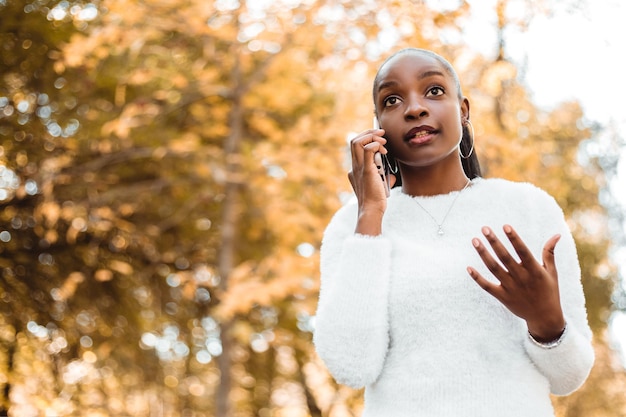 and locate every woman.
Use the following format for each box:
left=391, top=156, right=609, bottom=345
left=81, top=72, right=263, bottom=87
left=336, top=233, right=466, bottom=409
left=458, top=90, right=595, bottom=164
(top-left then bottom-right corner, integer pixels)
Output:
left=313, top=48, right=594, bottom=416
